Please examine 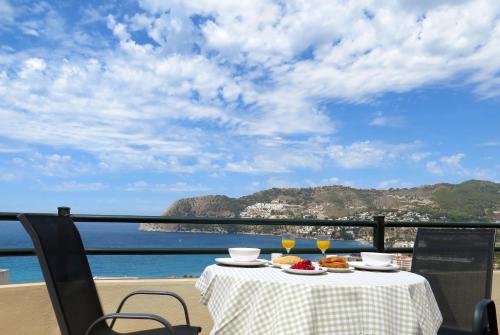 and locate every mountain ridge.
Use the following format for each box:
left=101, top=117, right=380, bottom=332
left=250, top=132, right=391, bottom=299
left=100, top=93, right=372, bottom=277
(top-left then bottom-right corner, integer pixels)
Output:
left=139, top=180, right=500, bottom=239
